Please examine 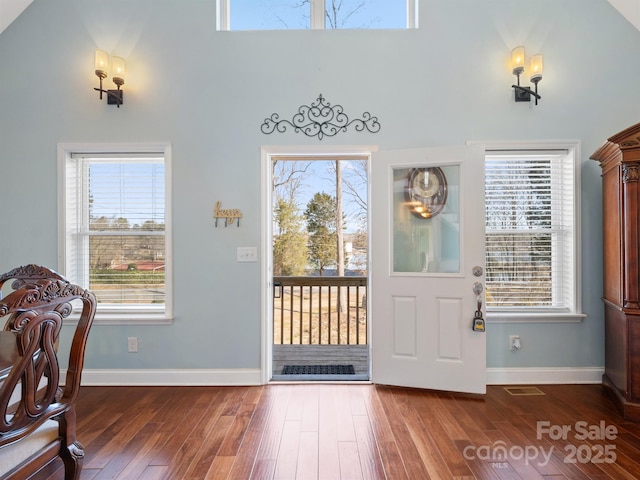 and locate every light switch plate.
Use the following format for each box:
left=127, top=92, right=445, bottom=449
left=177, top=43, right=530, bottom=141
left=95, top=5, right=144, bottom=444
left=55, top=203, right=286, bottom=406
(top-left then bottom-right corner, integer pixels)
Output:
left=237, top=246, right=257, bottom=262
